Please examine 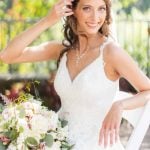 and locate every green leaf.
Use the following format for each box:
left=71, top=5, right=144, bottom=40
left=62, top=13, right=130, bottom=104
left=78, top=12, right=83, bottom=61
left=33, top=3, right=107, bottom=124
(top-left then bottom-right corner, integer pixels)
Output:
left=0, top=104, right=4, bottom=113
left=44, top=133, right=54, bottom=147
left=25, top=82, right=31, bottom=92
left=33, top=80, right=40, bottom=85
left=40, top=133, right=45, bottom=139
left=25, top=137, right=38, bottom=148
left=61, top=142, right=75, bottom=150
left=61, top=120, right=68, bottom=128
left=19, top=126, right=24, bottom=133
left=8, top=128, right=19, bottom=141
left=0, top=141, right=6, bottom=150
left=19, top=108, right=26, bottom=118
